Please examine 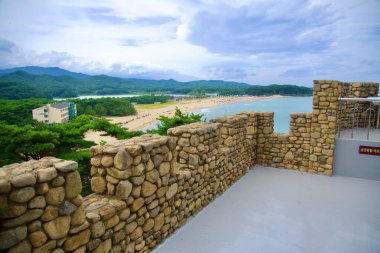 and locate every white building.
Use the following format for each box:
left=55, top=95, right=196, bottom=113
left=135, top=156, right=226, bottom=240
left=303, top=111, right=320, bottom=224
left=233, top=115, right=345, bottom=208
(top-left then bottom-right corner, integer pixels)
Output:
left=32, top=102, right=76, bottom=124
